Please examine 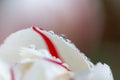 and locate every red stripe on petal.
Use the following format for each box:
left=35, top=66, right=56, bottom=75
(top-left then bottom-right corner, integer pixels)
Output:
left=32, top=26, right=63, bottom=62
left=10, top=67, right=15, bottom=80
left=44, top=57, right=70, bottom=71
